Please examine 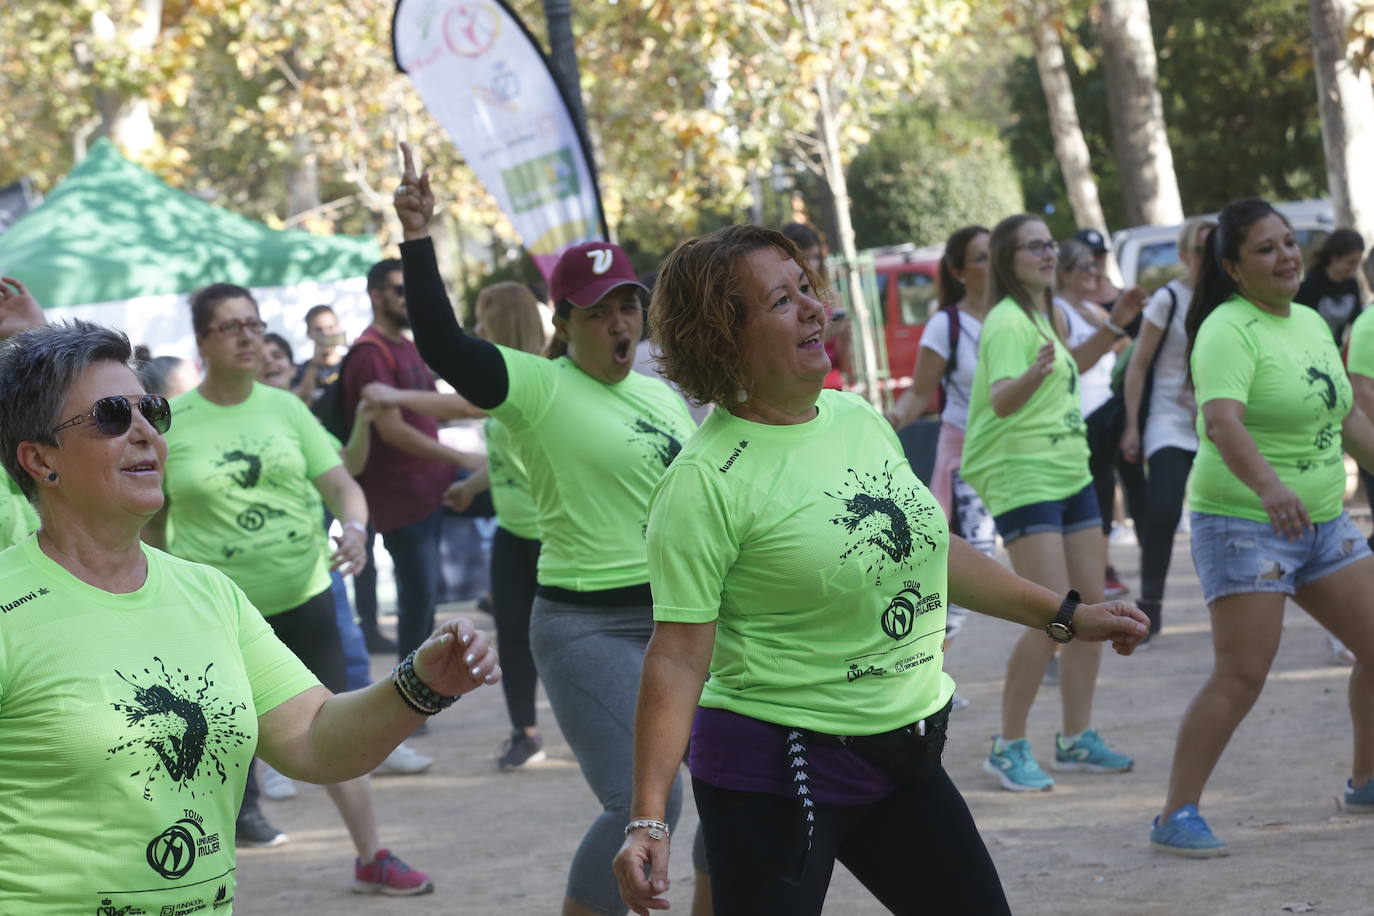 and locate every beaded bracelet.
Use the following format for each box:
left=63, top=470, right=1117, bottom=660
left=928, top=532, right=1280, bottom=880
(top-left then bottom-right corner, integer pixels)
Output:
left=392, top=676, right=433, bottom=716
left=391, top=650, right=461, bottom=716
left=624, top=818, right=671, bottom=840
